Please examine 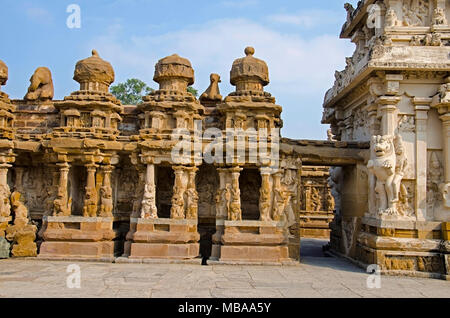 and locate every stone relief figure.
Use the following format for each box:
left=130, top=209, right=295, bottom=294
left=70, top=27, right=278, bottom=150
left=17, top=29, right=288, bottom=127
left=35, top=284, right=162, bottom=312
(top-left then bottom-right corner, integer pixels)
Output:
left=6, top=190, right=37, bottom=257
left=272, top=188, right=290, bottom=222
left=215, top=185, right=230, bottom=219
left=141, top=184, right=158, bottom=219
left=310, top=187, right=322, bottom=212
left=82, top=187, right=98, bottom=217
left=0, top=184, right=11, bottom=217
left=170, top=187, right=185, bottom=219
left=99, top=186, right=113, bottom=217
left=433, top=7, right=447, bottom=25
left=402, top=0, right=429, bottom=27
left=259, top=176, right=271, bottom=221
left=185, top=187, right=199, bottom=219
left=367, top=135, right=408, bottom=217
left=398, top=115, right=415, bottom=133
left=24, top=67, right=54, bottom=101
left=326, top=190, right=335, bottom=212
left=53, top=191, right=72, bottom=217
left=385, top=9, right=399, bottom=27
left=410, top=35, right=422, bottom=46
left=200, top=73, right=222, bottom=101
left=328, top=167, right=343, bottom=215
left=392, top=135, right=408, bottom=204
left=344, top=3, right=354, bottom=24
